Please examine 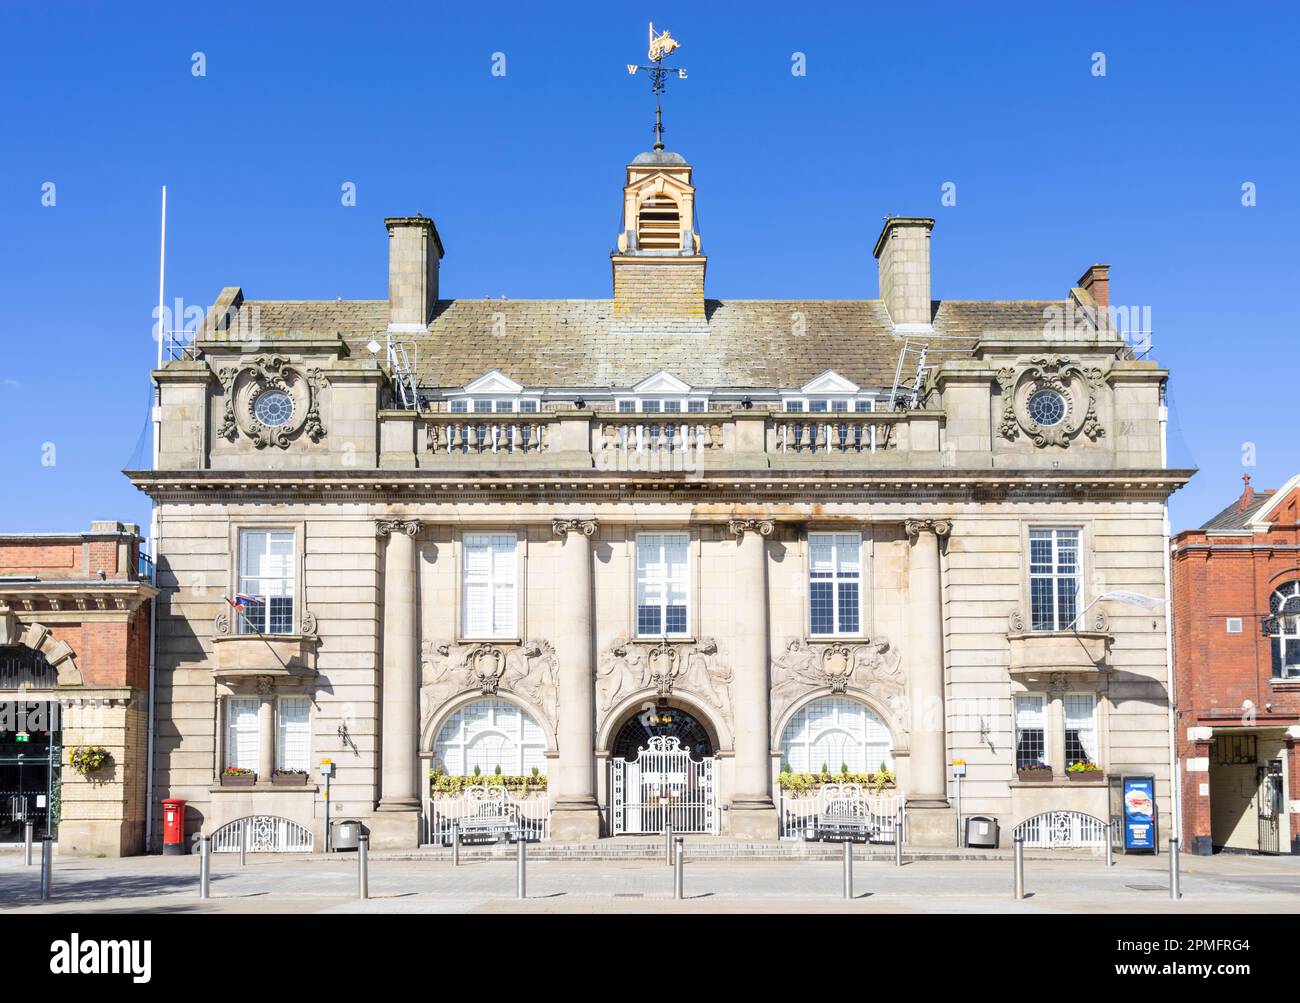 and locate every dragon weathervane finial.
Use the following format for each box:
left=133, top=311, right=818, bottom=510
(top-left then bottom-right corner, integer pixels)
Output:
left=627, top=22, right=688, bottom=151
